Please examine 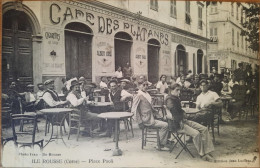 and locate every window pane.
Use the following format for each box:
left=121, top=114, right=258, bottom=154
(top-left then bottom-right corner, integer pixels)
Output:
left=214, top=28, right=217, bottom=36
